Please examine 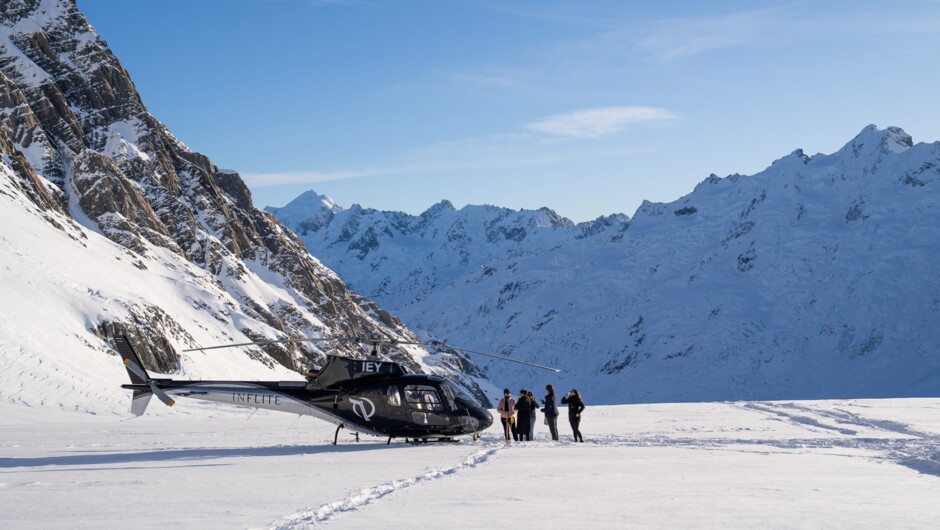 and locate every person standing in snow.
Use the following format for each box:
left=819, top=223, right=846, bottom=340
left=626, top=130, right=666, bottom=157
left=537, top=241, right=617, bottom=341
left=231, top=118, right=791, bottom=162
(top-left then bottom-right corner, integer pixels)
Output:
left=561, top=388, right=585, bottom=442
left=542, top=384, right=560, bottom=441
left=514, top=389, right=532, bottom=441
left=527, top=390, right=537, bottom=440
left=496, top=389, right=516, bottom=442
